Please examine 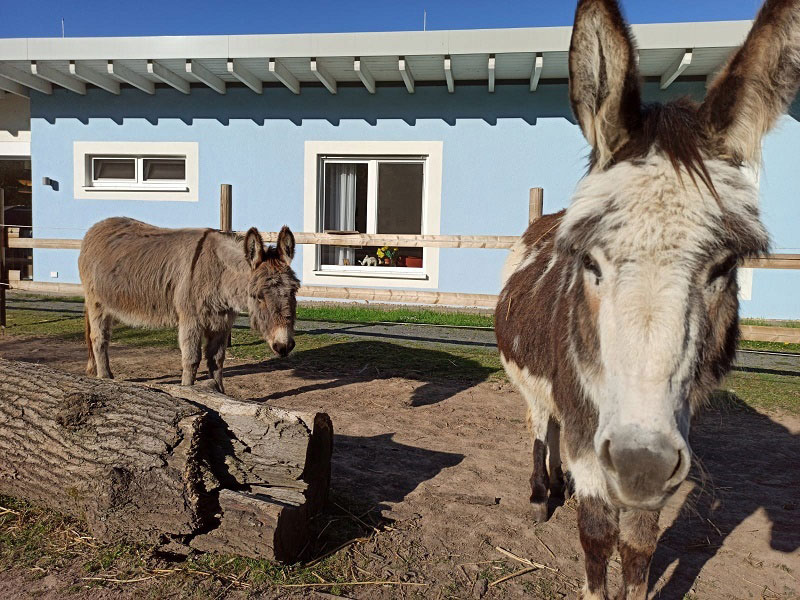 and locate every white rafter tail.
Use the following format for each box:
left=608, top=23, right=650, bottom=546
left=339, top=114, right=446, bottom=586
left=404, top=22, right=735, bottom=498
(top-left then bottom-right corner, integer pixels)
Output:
left=529, top=53, right=543, bottom=92
left=147, top=60, right=190, bottom=94
left=107, top=61, right=155, bottom=94
left=0, top=74, right=29, bottom=98
left=354, top=58, right=375, bottom=94
left=31, top=61, right=86, bottom=95
left=69, top=61, right=120, bottom=94
left=0, top=63, right=52, bottom=94
left=660, top=49, right=692, bottom=90
left=310, top=58, right=337, bottom=94
left=399, top=57, right=414, bottom=93
left=185, top=59, right=225, bottom=94
left=269, top=59, right=300, bottom=94
left=444, top=56, right=454, bottom=93
left=227, top=59, right=262, bottom=94
left=488, top=54, right=496, bottom=93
